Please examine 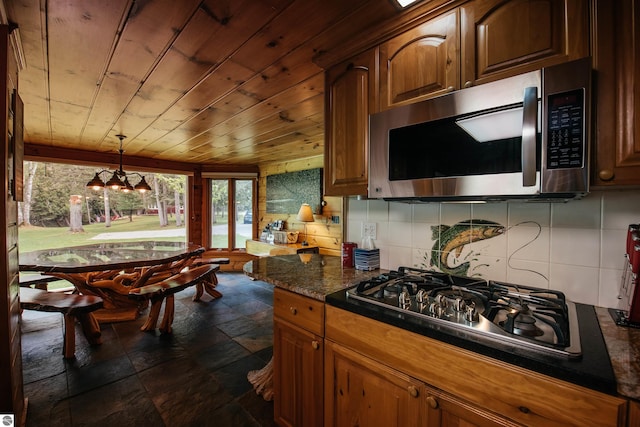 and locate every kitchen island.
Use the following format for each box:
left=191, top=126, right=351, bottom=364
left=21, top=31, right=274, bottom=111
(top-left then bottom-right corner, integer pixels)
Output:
left=243, top=254, right=637, bottom=426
